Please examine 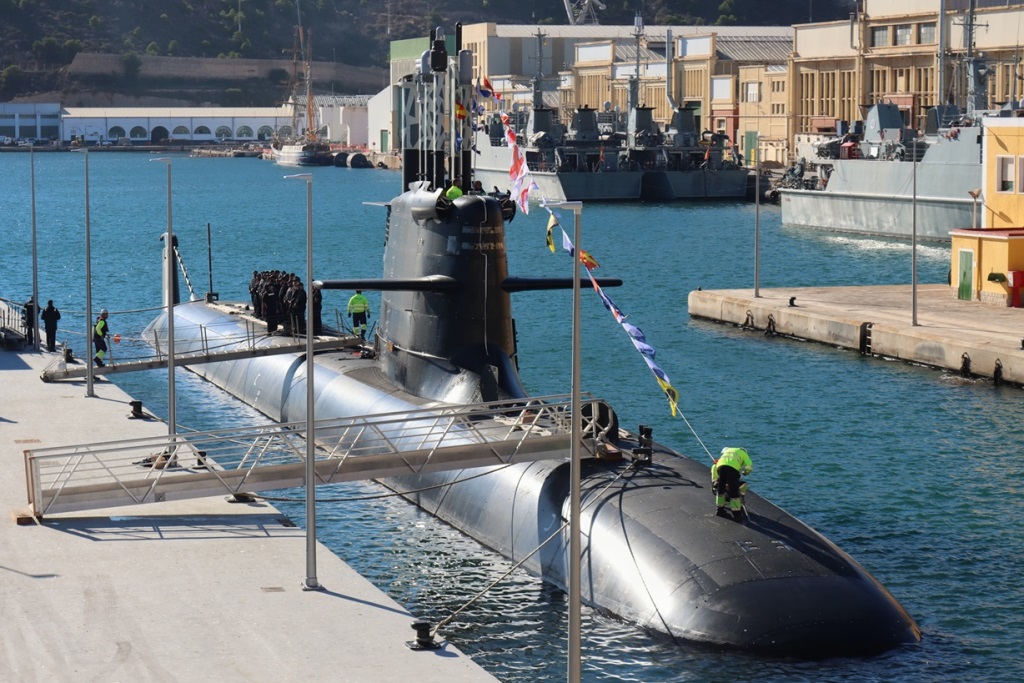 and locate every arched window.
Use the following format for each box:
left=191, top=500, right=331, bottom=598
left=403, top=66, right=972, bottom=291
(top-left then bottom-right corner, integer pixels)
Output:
left=194, top=126, right=211, bottom=135
left=215, top=126, right=232, bottom=138
left=257, top=126, right=274, bottom=140
left=130, top=126, right=147, bottom=139
left=236, top=125, right=253, bottom=138
left=109, top=126, right=126, bottom=139
left=278, top=125, right=293, bottom=138
left=173, top=126, right=190, bottom=136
